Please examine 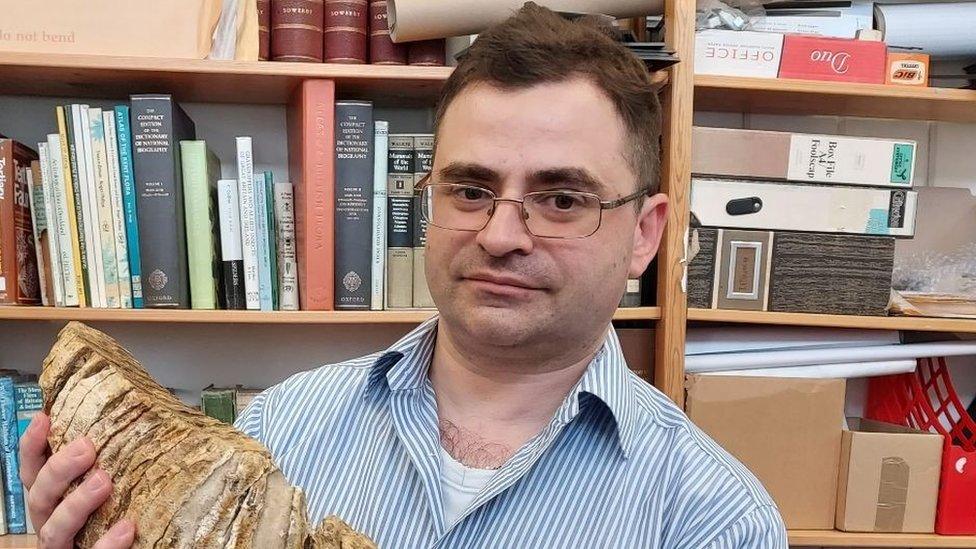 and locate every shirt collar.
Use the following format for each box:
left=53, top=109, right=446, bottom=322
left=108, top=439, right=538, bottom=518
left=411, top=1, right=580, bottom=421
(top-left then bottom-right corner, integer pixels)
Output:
left=363, top=315, right=638, bottom=458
